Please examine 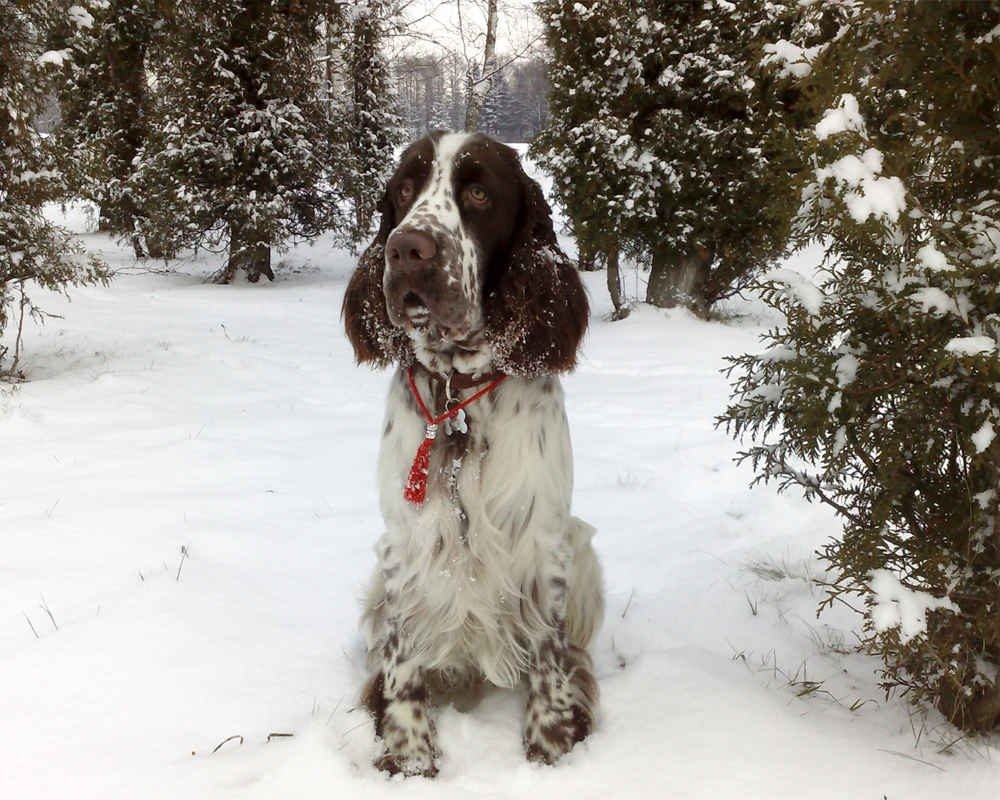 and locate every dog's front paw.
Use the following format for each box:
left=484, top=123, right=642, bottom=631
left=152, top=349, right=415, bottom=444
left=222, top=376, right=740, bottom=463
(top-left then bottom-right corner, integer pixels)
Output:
left=374, top=703, right=440, bottom=778
left=374, top=748, right=439, bottom=778
left=523, top=697, right=593, bottom=765
left=524, top=645, right=598, bottom=765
